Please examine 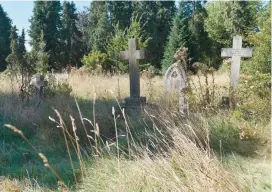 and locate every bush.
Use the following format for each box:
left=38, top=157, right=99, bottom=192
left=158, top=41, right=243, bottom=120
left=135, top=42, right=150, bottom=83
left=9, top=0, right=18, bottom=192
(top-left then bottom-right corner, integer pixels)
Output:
left=81, top=51, right=113, bottom=73
left=44, top=75, right=72, bottom=98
